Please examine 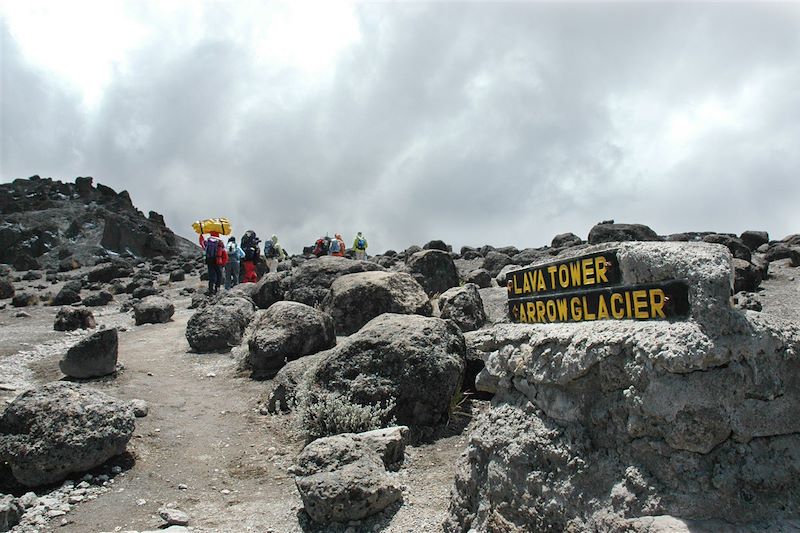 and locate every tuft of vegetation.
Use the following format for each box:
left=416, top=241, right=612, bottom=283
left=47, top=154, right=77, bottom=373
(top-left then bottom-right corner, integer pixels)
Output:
left=296, top=388, right=396, bottom=441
